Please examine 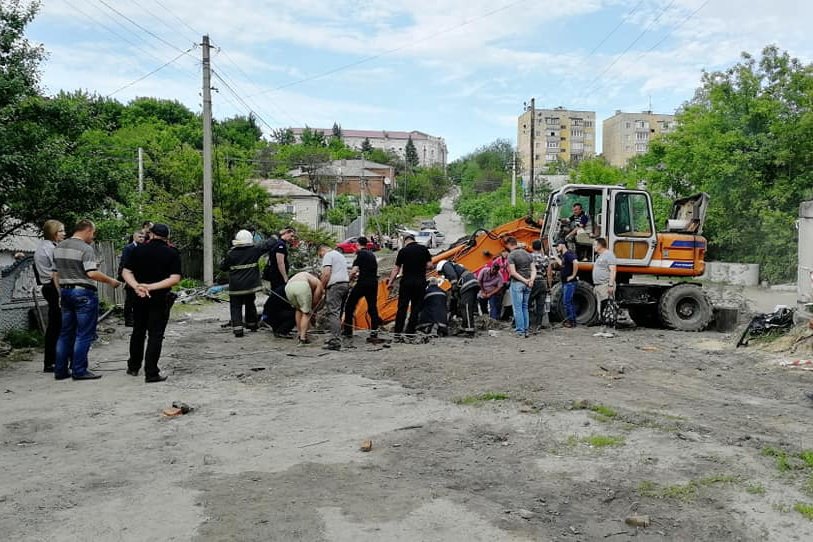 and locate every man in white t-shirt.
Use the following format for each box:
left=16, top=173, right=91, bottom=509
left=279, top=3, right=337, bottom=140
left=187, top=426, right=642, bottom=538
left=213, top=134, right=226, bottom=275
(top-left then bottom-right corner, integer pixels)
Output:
left=318, top=244, right=350, bottom=350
